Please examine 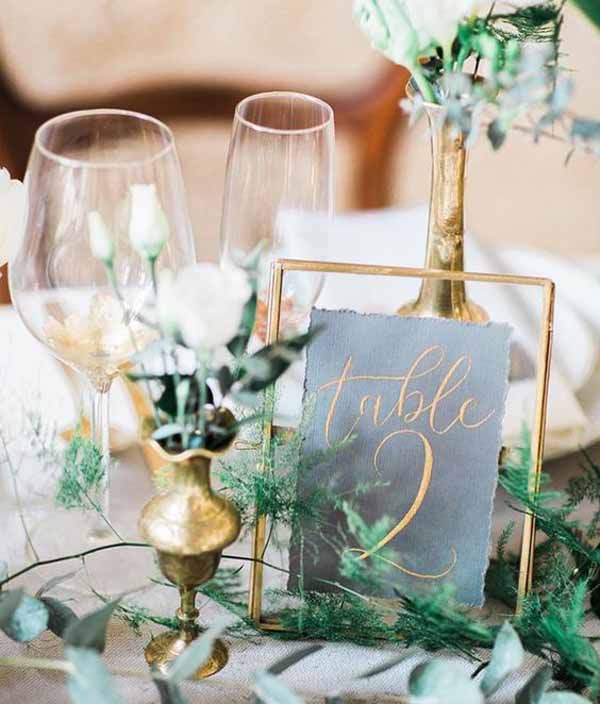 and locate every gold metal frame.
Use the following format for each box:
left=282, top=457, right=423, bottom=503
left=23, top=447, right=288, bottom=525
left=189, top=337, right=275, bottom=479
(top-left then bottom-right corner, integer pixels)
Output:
left=249, top=258, right=555, bottom=631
